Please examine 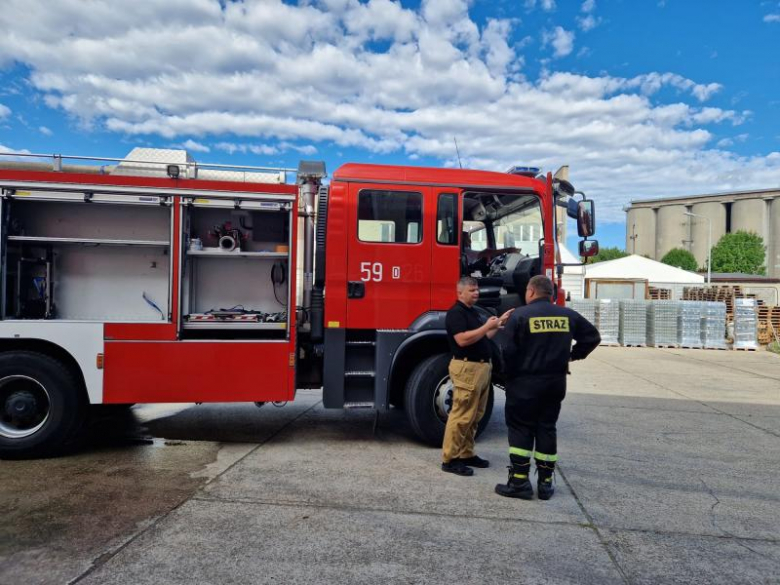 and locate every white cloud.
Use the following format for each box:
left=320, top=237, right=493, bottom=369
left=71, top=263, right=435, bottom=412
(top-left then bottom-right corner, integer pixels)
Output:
left=543, top=27, right=575, bottom=58
left=764, top=14, right=780, bottom=23
left=577, top=15, right=600, bottom=31
left=0, top=1, right=776, bottom=223
left=215, top=141, right=317, bottom=157
left=39, top=125, right=52, bottom=135
left=0, top=103, right=10, bottom=118
left=0, top=144, right=32, bottom=159
left=178, top=139, right=209, bottom=153
left=525, top=0, right=556, bottom=11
